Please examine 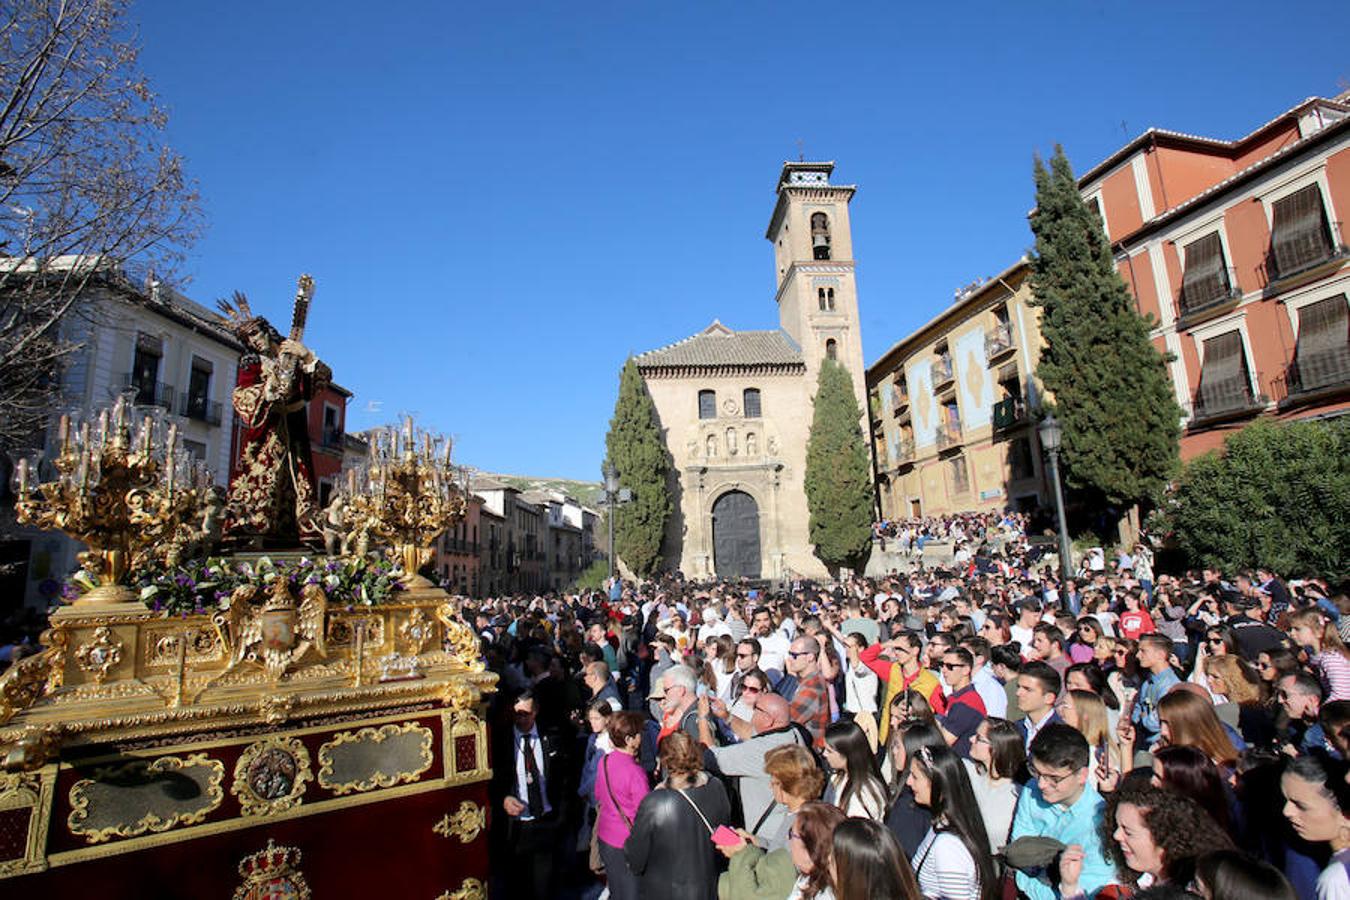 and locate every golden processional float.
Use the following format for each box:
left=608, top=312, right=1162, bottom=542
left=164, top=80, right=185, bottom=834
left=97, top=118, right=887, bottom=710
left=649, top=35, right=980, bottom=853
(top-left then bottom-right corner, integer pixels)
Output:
left=0, top=276, right=495, bottom=899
